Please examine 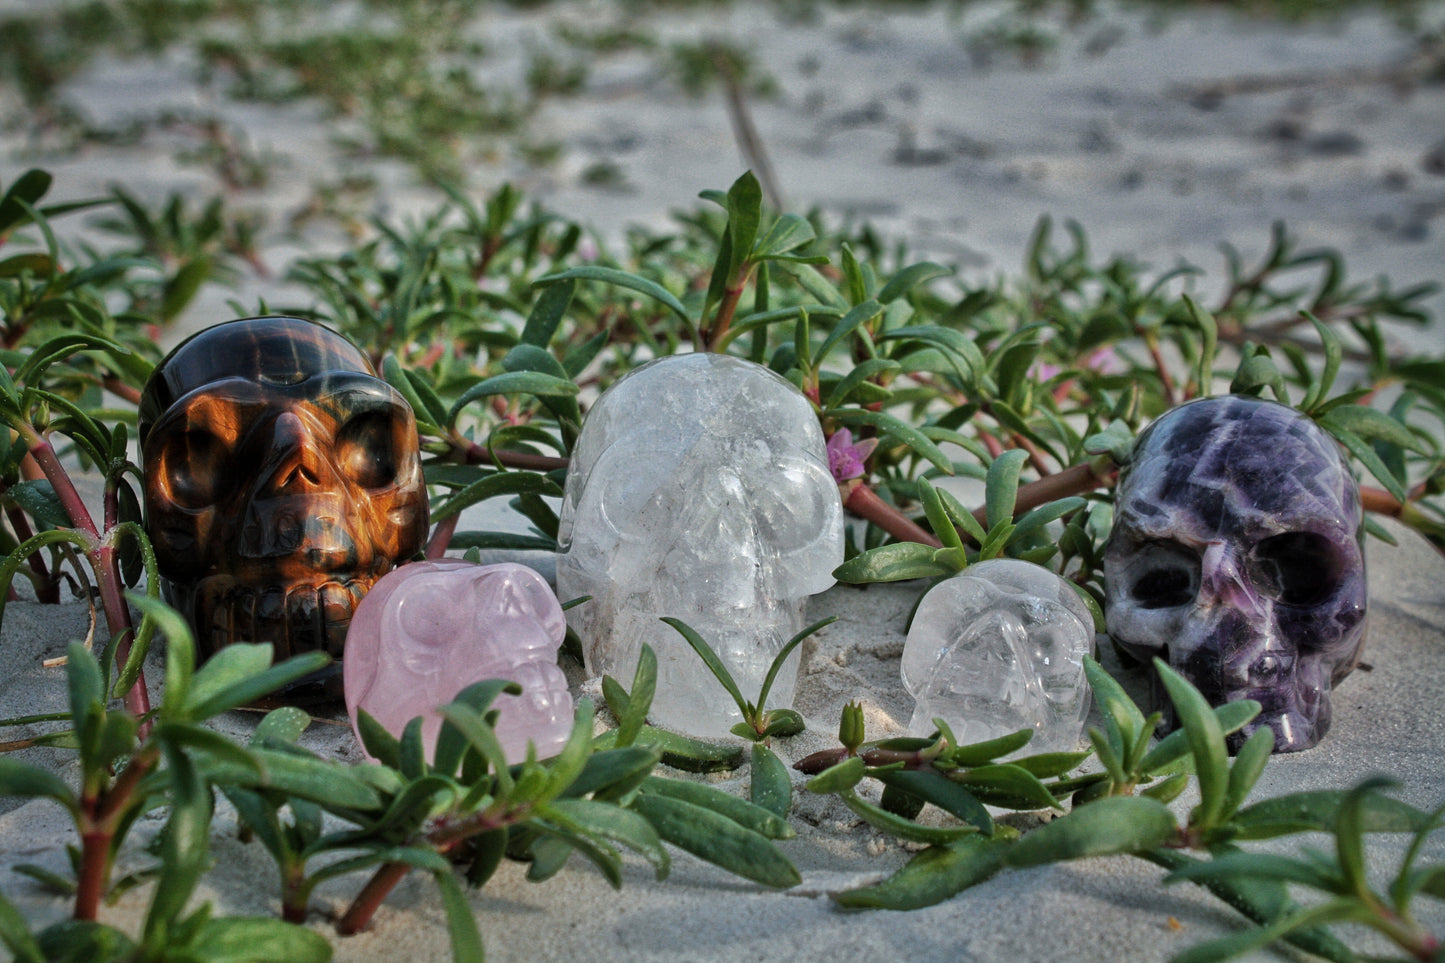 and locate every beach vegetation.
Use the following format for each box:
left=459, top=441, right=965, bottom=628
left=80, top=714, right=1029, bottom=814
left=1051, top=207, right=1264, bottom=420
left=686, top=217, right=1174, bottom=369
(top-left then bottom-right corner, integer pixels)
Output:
left=0, top=137, right=1441, bottom=961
